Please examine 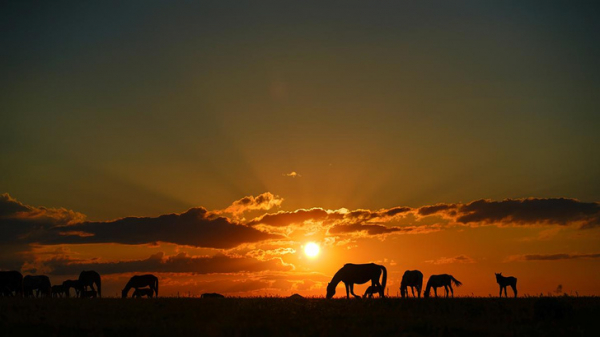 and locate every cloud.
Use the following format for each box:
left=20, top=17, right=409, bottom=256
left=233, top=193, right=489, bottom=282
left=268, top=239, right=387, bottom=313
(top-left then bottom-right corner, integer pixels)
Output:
left=283, top=172, right=301, bottom=178
left=42, top=252, right=294, bottom=275
left=0, top=193, right=281, bottom=248
left=218, top=192, right=284, bottom=216
left=417, top=198, right=600, bottom=229
left=508, top=253, right=600, bottom=261
left=425, top=255, right=475, bottom=265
